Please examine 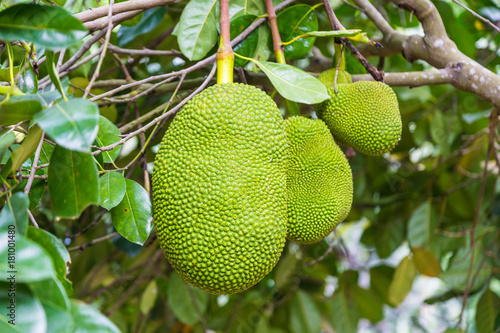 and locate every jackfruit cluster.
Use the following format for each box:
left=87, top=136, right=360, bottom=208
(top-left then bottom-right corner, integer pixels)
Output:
left=316, top=68, right=402, bottom=156
left=285, top=117, right=353, bottom=244
left=153, top=83, right=287, bottom=295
